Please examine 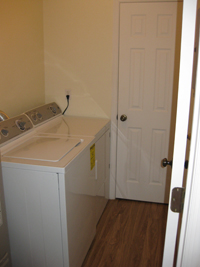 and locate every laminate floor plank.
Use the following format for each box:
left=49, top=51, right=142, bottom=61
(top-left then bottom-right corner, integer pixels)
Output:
left=82, top=199, right=168, bottom=267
